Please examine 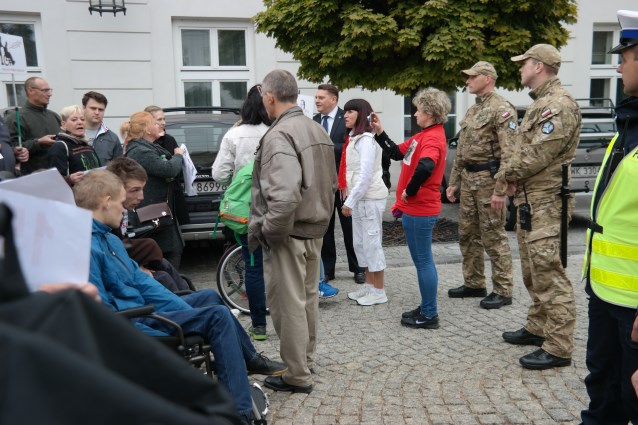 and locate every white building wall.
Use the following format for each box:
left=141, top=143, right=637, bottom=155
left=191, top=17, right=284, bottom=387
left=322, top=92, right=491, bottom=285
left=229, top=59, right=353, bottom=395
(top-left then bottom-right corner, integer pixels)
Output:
left=0, top=0, right=635, bottom=141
